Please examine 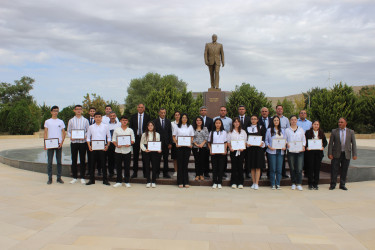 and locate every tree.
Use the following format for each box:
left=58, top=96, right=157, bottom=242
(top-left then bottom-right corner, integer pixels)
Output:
left=0, top=76, right=34, bottom=105
left=40, top=103, right=51, bottom=129
left=6, top=100, right=39, bottom=135
left=124, top=73, right=187, bottom=115
left=58, top=105, right=75, bottom=127
left=82, top=93, right=106, bottom=115
left=354, top=87, right=375, bottom=133
left=310, top=82, right=357, bottom=132
left=358, top=86, right=375, bottom=97
left=303, top=87, right=325, bottom=110
left=276, top=98, right=295, bottom=119
left=226, top=83, right=273, bottom=118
